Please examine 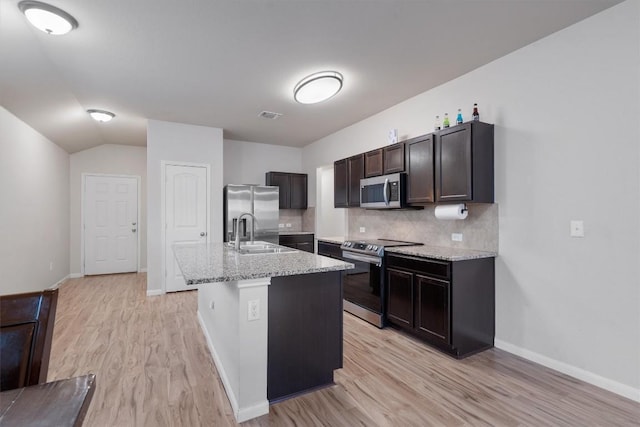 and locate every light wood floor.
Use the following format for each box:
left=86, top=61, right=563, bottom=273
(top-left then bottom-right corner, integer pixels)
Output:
left=48, top=273, right=639, bottom=426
